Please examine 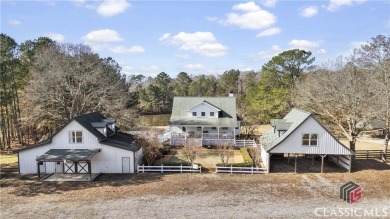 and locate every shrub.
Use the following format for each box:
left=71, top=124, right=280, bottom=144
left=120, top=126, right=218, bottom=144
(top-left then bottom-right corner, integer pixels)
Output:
left=162, top=145, right=171, bottom=155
